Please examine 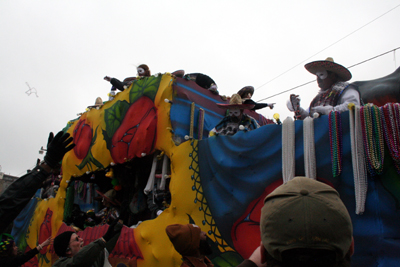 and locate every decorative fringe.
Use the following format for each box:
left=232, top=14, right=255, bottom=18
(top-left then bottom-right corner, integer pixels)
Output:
left=349, top=106, right=368, bottom=215
left=198, top=108, right=205, bottom=140
left=63, top=180, right=75, bottom=221
left=282, top=117, right=295, bottom=183
left=190, top=102, right=195, bottom=139
left=303, top=117, right=316, bottom=179
left=381, top=103, right=400, bottom=175
left=144, top=152, right=159, bottom=195
left=159, top=154, right=169, bottom=190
